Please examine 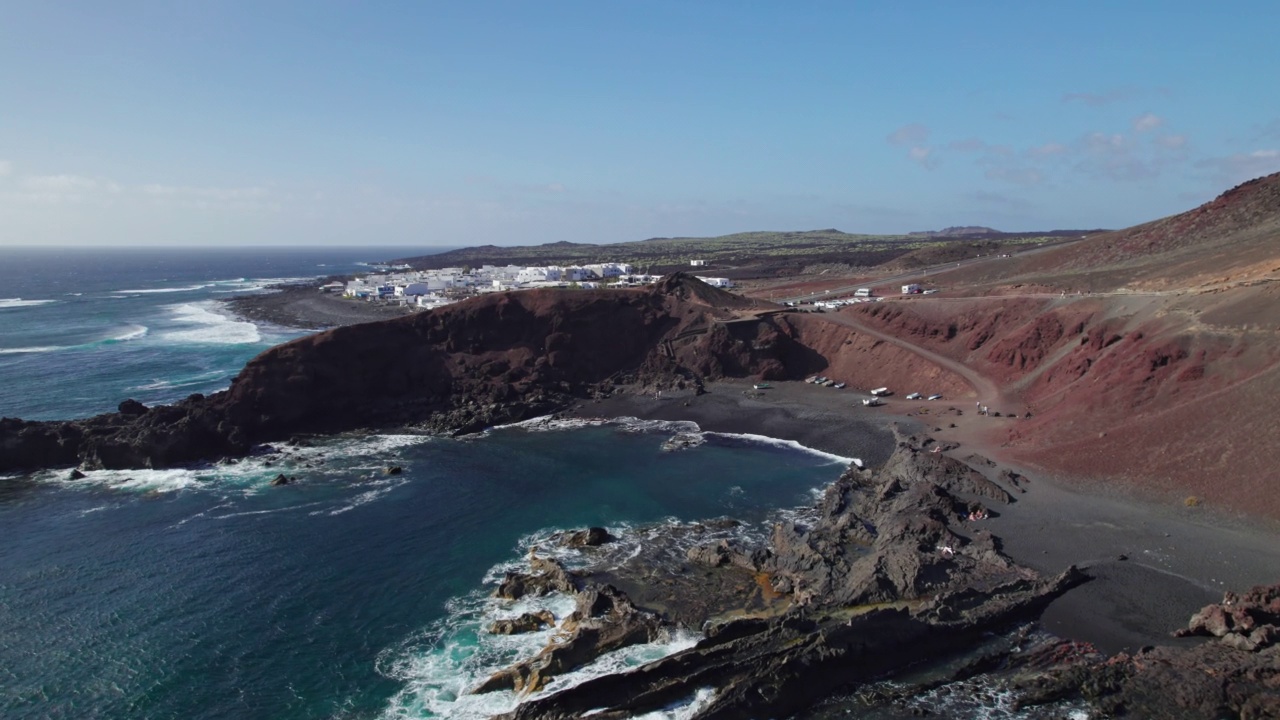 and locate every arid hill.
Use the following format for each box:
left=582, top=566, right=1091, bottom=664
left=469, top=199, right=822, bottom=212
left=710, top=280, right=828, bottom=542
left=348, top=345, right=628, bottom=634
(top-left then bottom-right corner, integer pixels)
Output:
left=816, top=173, right=1280, bottom=517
